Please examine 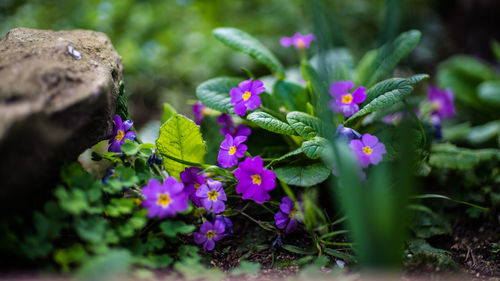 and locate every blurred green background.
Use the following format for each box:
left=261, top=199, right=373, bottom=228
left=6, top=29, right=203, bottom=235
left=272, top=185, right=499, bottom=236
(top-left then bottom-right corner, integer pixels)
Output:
left=1, top=0, right=499, bottom=127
